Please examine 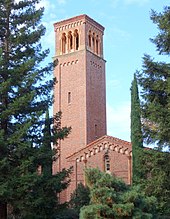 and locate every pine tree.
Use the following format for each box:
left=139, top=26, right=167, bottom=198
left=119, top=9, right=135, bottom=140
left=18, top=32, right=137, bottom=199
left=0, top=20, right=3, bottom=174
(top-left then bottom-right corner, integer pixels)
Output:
left=70, top=183, right=90, bottom=216
left=137, top=6, right=170, bottom=150
left=80, top=168, right=157, bottom=218
left=0, top=1, right=70, bottom=218
left=131, top=74, right=143, bottom=184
